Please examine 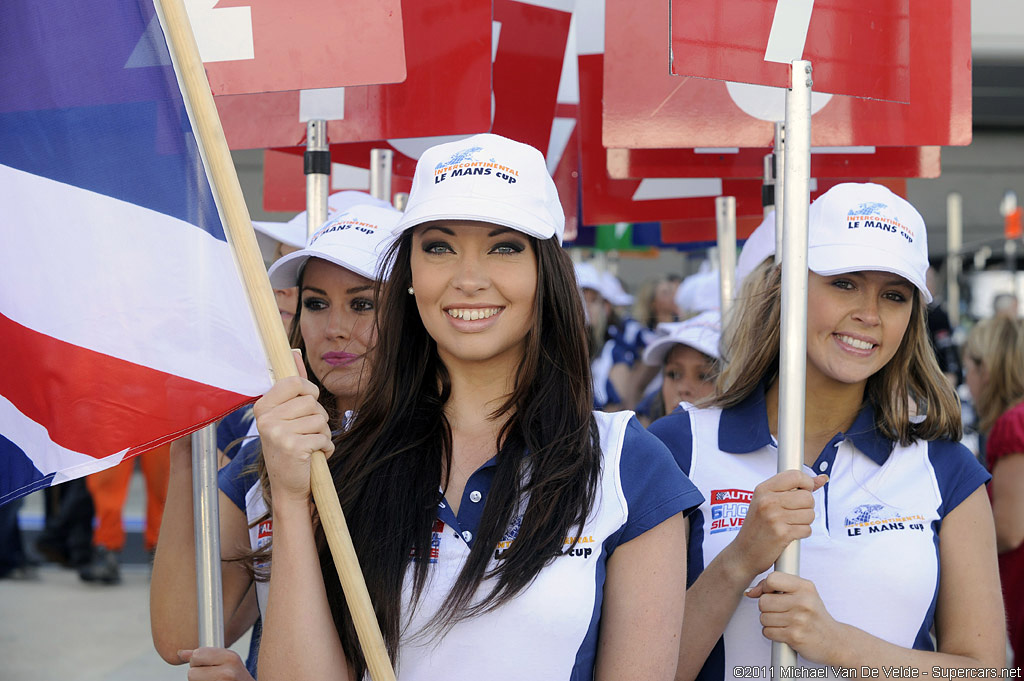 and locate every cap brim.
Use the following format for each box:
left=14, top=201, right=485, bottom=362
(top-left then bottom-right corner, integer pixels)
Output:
left=394, top=196, right=559, bottom=243
left=808, top=244, right=932, bottom=304
left=267, top=250, right=377, bottom=289
left=642, top=332, right=720, bottom=366
left=253, top=220, right=306, bottom=249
